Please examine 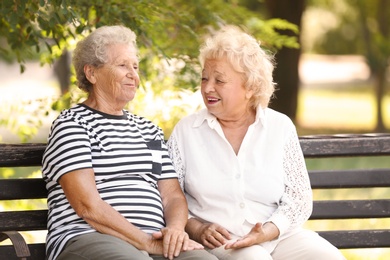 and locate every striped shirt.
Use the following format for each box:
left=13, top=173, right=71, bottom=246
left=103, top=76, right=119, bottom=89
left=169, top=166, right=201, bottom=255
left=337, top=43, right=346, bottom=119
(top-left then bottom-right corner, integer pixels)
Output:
left=41, top=104, right=177, bottom=260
